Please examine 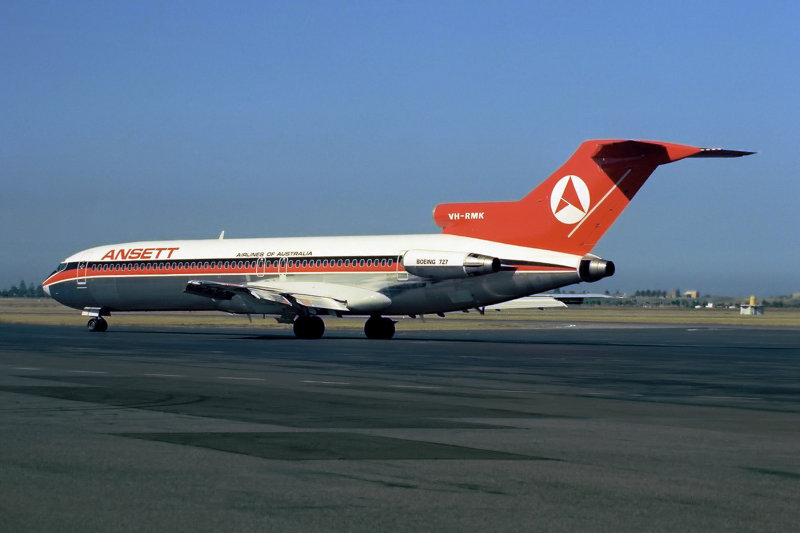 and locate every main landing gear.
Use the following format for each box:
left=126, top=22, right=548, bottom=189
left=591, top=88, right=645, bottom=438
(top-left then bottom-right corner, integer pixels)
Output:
left=87, top=317, right=108, bottom=332
left=364, top=316, right=395, bottom=340
left=293, top=315, right=325, bottom=339
left=291, top=315, right=396, bottom=340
